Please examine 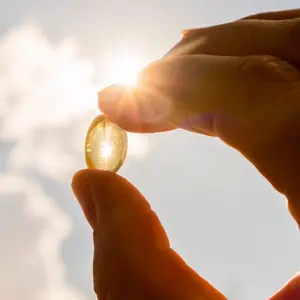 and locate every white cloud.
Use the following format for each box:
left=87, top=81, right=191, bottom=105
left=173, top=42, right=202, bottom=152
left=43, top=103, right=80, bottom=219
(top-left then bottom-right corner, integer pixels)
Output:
left=0, top=174, right=87, bottom=300
left=0, top=21, right=152, bottom=300
left=0, top=23, right=149, bottom=178
left=0, top=23, right=94, bottom=300
left=0, top=22, right=151, bottom=300
left=0, top=23, right=96, bottom=138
